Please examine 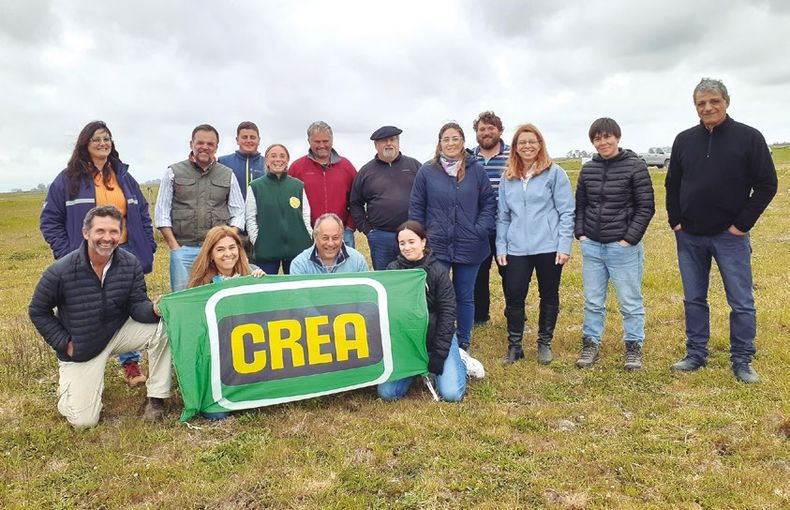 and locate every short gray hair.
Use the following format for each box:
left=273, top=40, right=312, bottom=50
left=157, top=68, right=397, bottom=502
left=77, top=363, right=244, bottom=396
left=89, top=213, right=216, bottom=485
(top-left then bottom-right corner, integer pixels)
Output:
left=307, top=121, right=333, bottom=138
left=82, top=205, right=124, bottom=232
left=313, top=213, right=344, bottom=239
left=694, top=78, right=730, bottom=104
